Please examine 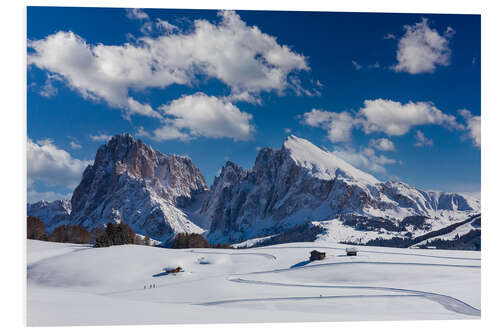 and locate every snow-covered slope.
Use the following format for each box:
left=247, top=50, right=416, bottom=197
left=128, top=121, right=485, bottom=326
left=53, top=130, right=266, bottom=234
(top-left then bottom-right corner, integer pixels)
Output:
left=27, top=239, right=480, bottom=326
left=27, top=199, right=71, bottom=233
left=68, top=134, right=207, bottom=241
left=203, top=135, right=480, bottom=243
left=413, top=215, right=481, bottom=248
left=285, top=135, right=379, bottom=185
